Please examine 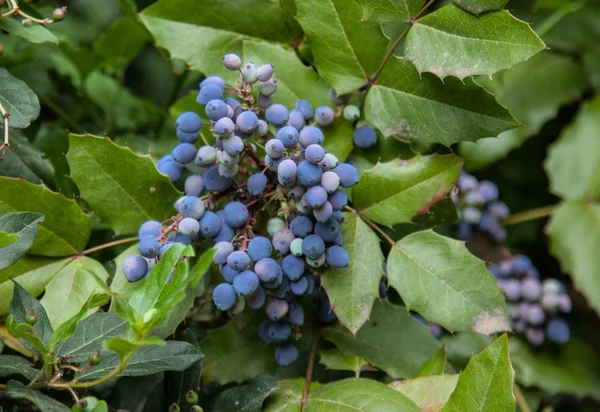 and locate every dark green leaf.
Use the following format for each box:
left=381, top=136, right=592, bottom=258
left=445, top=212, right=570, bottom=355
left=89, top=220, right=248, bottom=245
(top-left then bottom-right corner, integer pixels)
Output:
left=263, top=378, right=321, bottom=412
left=0, top=68, right=40, bottom=128
left=93, top=16, right=148, bottom=69
left=0, top=17, right=58, bottom=44
left=388, top=230, right=510, bottom=335
left=441, top=331, right=491, bottom=371
left=165, top=329, right=203, bottom=406
left=0, top=354, right=40, bottom=380
left=49, top=294, right=110, bottom=348
left=6, top=380, right=70, bottom=412
left=319, top=349, right=374, bottom=377
left=0, top=212, right=44, bottom=270
left=6, top=315, right=48, bottom=356
left=296, top=0, right=388, bottom=94
left=321, top=212, right=384, bottom=334
left=405, top=5, right=545, bottom=80
left=9, top=281, right=53, bottom=350
left=0, top=131, right=56, bottom=186
left=411, top=197, right=459, bottom=227
left=0, top=177, right=91, bottom=256
left=390, top=374, right=459, bottom=411
left=324, top=300, right=441, bottom=379
left=66, top=133, right=180, bottom=236
left=452, top=0, right=509, bottom=15
left=442, top=334, right=515, bottom=411
left=209, top=376, right=278, bottom=412
left=352, top=155, right=463, bottom=227
left=417, top=346, right=446, bottom=377
left=365, top=57, right=518, bottom=145
left=361, top=0, right=424, bottom=23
